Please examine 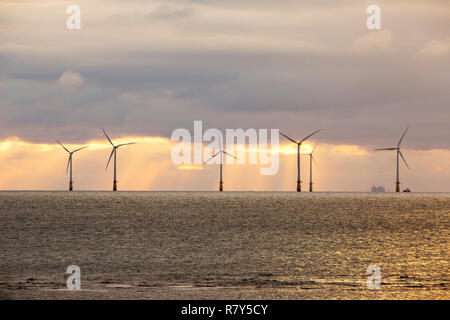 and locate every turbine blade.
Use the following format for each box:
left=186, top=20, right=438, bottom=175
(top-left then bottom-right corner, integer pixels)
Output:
left=106, top=148, right=114, bottom=170
left=374, top=148, right=397, bottom=151
left=312, top=155, right=319, bottom=168
left=102, top=128, right=114, bottom=146
left=300, top=129, right=322, bottom=143
left=279, top=132, right=298, bottom=144
left=73, top=146, right=88, bottom=153
left=56, top=140, right=70, bottom=153
left=311, top=142, right=319, bottom=154
left=397, top=126, right=409, bottom=148
left=117, top=142, right=136, bottom=148
left=204, top=151, right=221, bottom=164
left=223, top=151, right=238, bottom=160
left=399, top=151, right=410, bottom=169
left=66, top=155, right=71, bottom=174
